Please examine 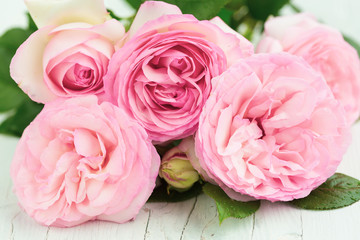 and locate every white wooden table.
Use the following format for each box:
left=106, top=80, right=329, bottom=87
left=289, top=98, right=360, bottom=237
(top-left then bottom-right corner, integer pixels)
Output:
left=1, top=1, right=360, bottom=239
